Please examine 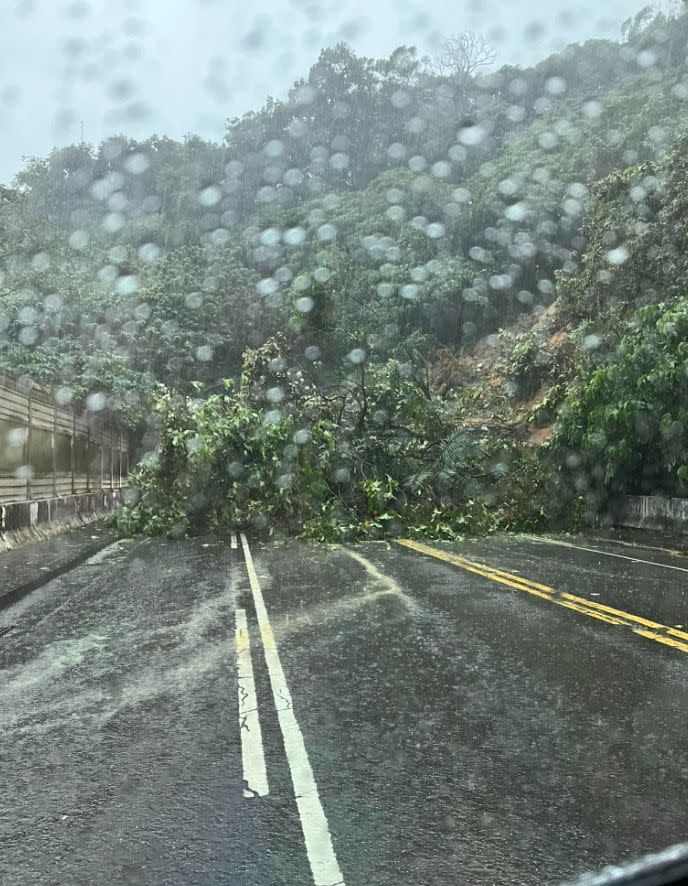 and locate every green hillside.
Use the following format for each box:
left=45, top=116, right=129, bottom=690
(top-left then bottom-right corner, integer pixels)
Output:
left=2, top=5, right=688, bottom=537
